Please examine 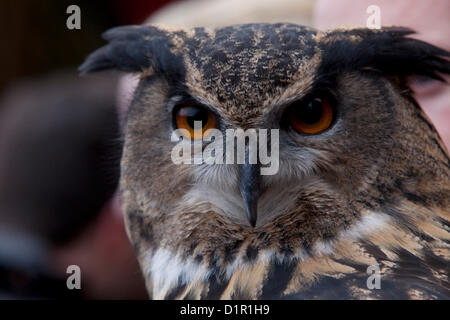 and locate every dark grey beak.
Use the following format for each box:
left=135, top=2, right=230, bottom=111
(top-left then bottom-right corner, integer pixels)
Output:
left=239, top=161, right=260, bottom=227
